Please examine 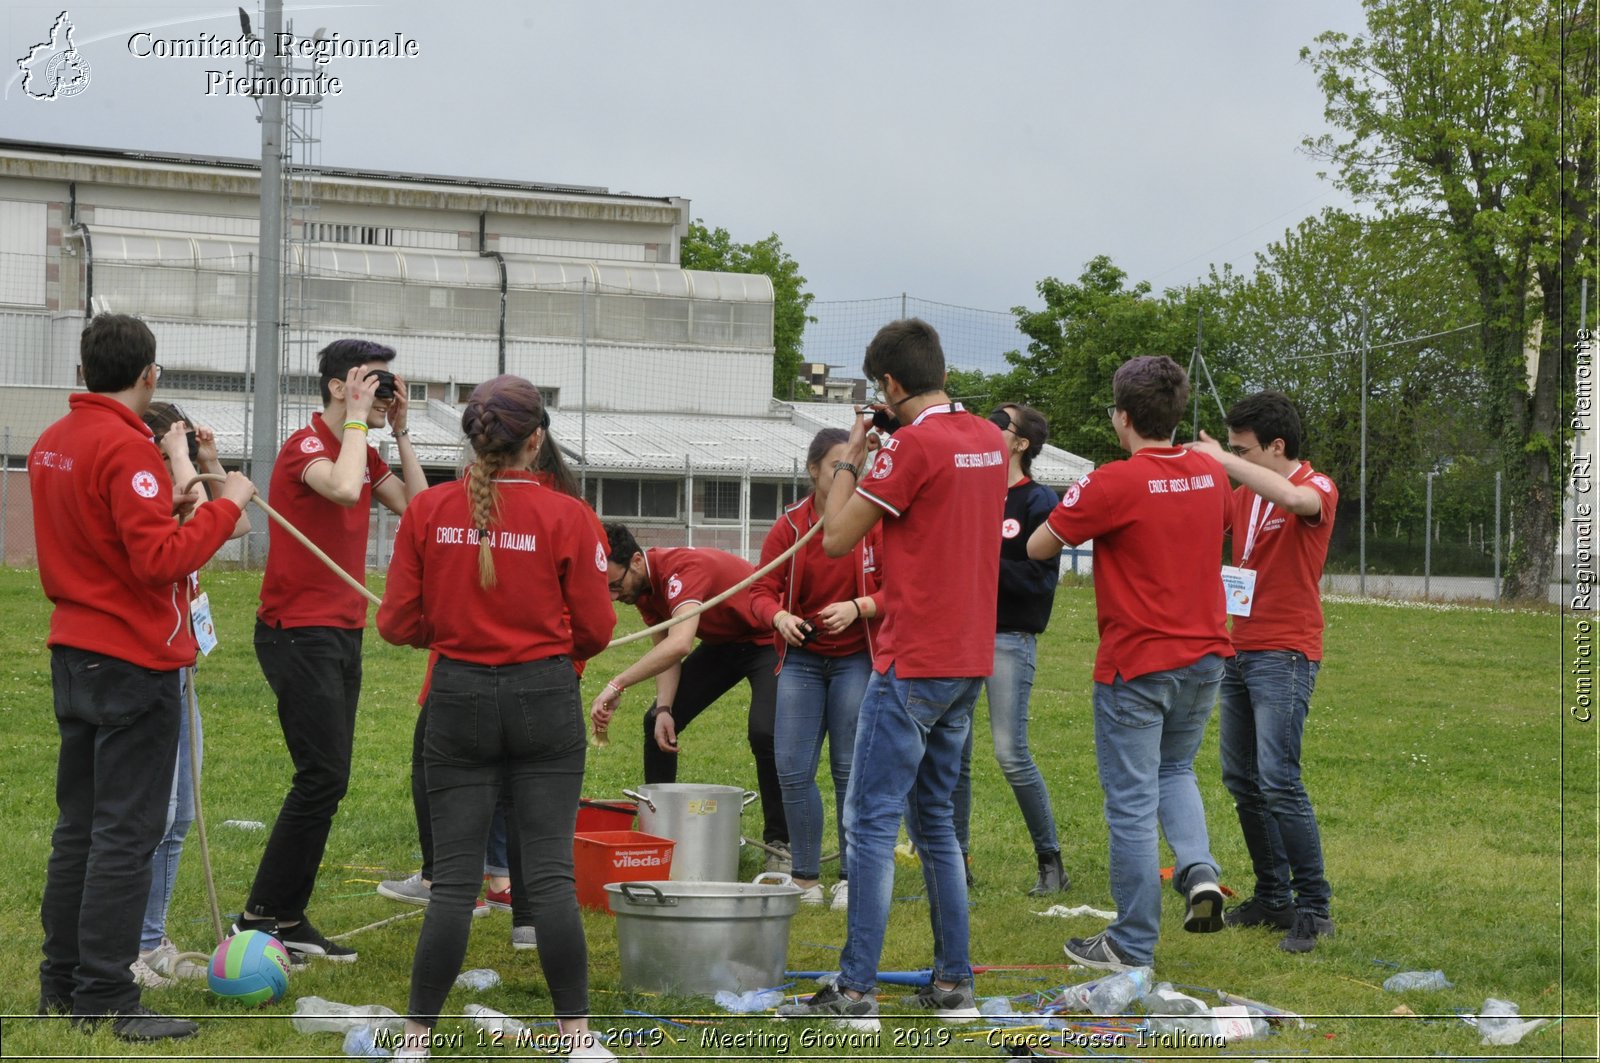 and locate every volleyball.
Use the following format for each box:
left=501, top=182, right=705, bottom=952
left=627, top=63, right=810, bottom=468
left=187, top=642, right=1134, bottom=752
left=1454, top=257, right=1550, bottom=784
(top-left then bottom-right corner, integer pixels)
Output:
left=207, top=929, right=291, bottom=1006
